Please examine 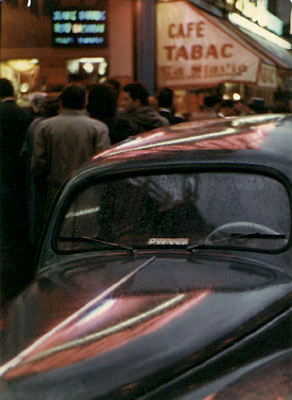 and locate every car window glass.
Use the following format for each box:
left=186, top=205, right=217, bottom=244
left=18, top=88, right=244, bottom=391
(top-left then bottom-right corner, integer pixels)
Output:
left=56, top=172, right=290, bottom=252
